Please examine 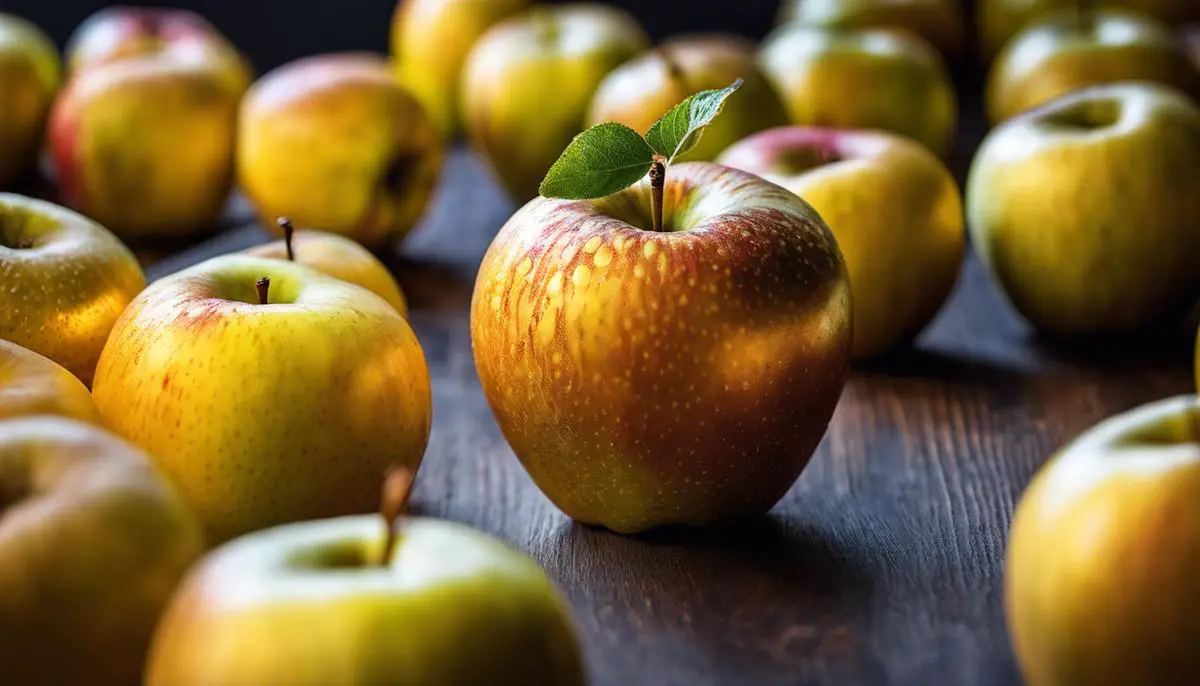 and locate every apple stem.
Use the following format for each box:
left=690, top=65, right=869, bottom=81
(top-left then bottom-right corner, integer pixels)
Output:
left=650, top=159, right=665, bottom=233
left=255, top=277, right=270, bottom=305
left=276, top=217, right=295, bottom=261
left=379, top=466, right=414, bottom=566
left=15, top=238, right=33, bottom=250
